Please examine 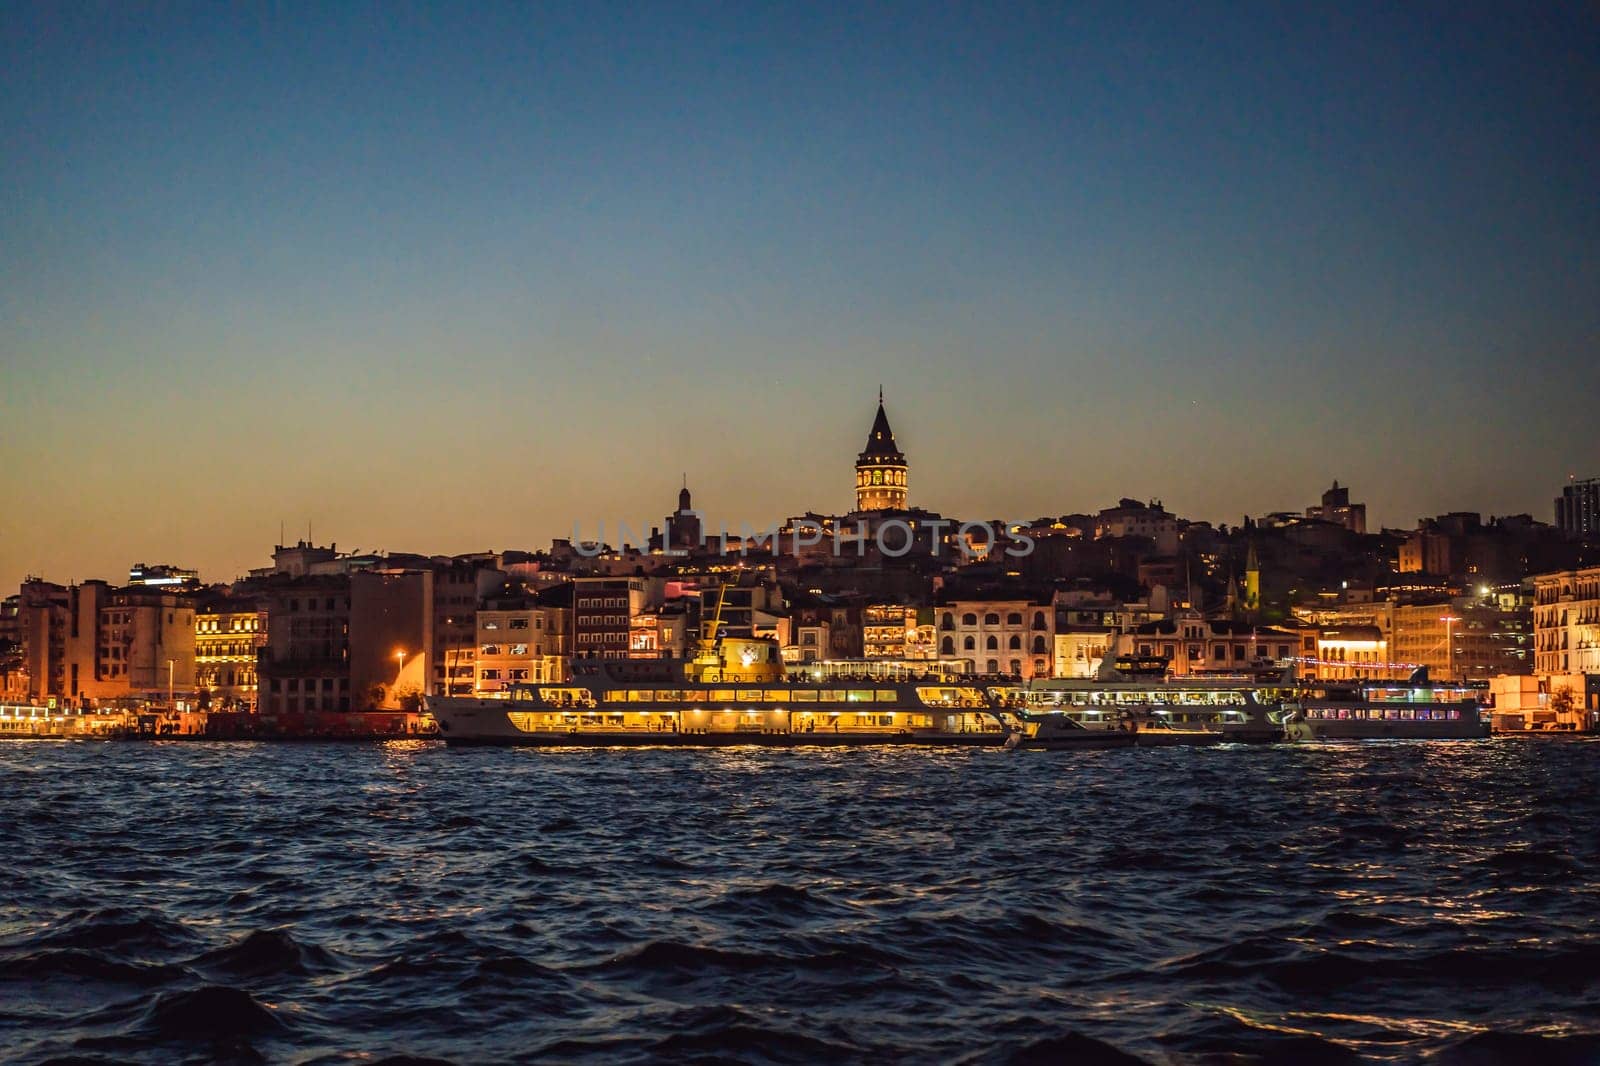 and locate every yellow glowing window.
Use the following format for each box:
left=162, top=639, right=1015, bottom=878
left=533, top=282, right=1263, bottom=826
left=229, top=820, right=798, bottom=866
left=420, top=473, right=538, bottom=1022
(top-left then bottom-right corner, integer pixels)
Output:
left=792, top=690, right=818, bottom=702
left=876, top=690, right=897, bottom=702
left=604, top=692, right=627, bottom=703
left=737, top=689, right=763, bottom=702
left=820, top=690, right=846, bottom=702
left=711, top=689, right=736, bottom=702
left=683, top=690, right=707, bottom=702
left=763, top=689, right=789, bottom=701
left=847, top=690, right=872, bottom=702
